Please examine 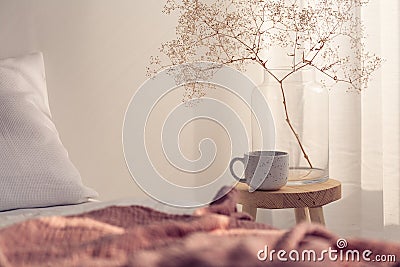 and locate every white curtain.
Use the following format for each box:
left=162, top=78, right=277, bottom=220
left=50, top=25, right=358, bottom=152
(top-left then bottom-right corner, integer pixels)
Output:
left=359, top=0, right=400, bottom=237
left=256, top=0, right=400, bottom=241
